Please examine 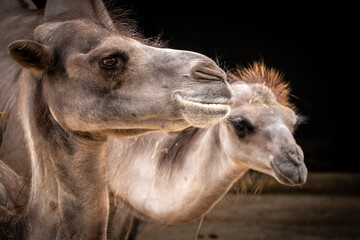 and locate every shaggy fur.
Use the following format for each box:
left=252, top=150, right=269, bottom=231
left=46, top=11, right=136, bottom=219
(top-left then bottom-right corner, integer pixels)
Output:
left=228, top=61, right=294, bottom=109
left=157, top=127, right=200, bottom=171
